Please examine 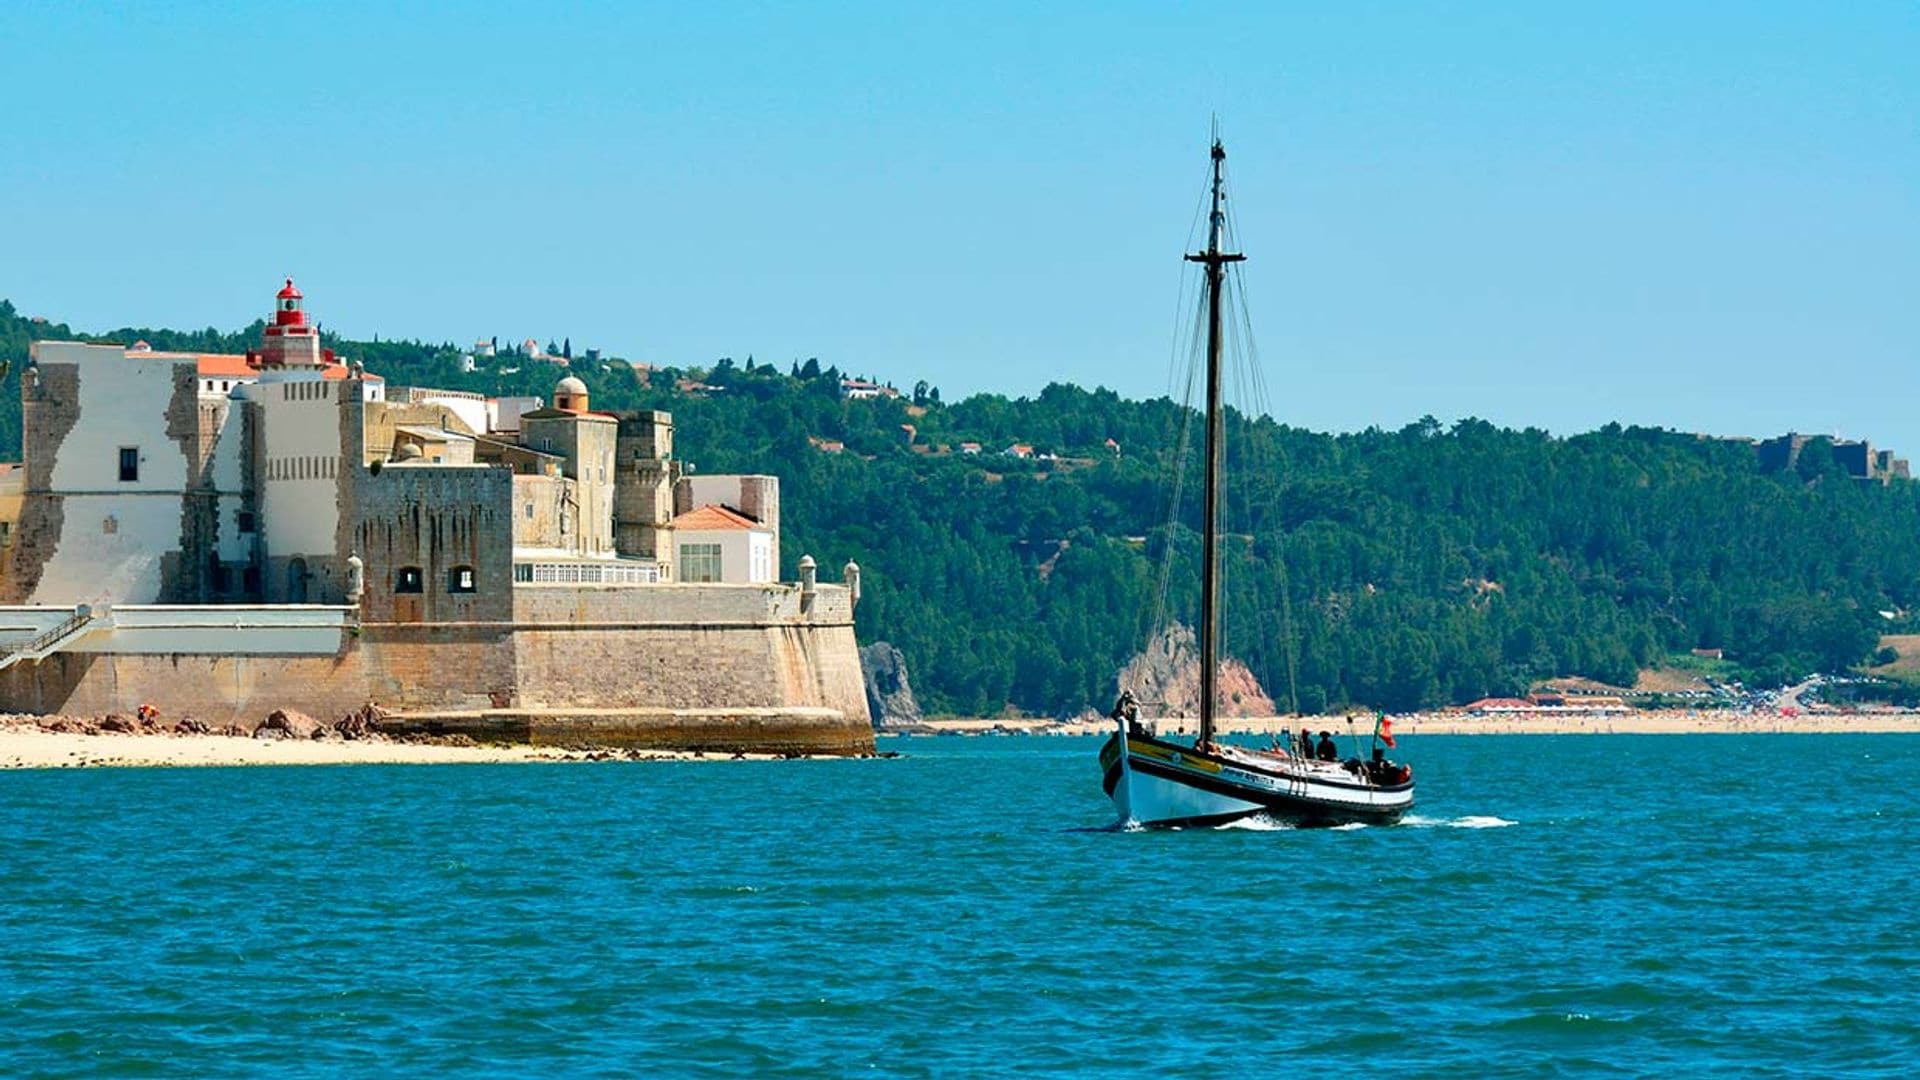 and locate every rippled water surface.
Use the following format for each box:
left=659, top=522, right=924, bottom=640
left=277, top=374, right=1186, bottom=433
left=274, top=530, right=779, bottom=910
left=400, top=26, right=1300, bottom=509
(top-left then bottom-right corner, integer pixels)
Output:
left=4, top=734, right=1919, bottom=1076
